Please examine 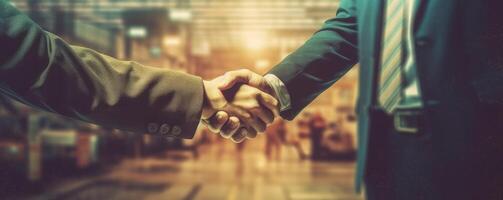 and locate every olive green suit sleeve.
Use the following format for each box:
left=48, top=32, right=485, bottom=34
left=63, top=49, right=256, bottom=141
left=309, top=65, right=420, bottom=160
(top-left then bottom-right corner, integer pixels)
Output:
left=0, top=1, right=203, bottom=139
